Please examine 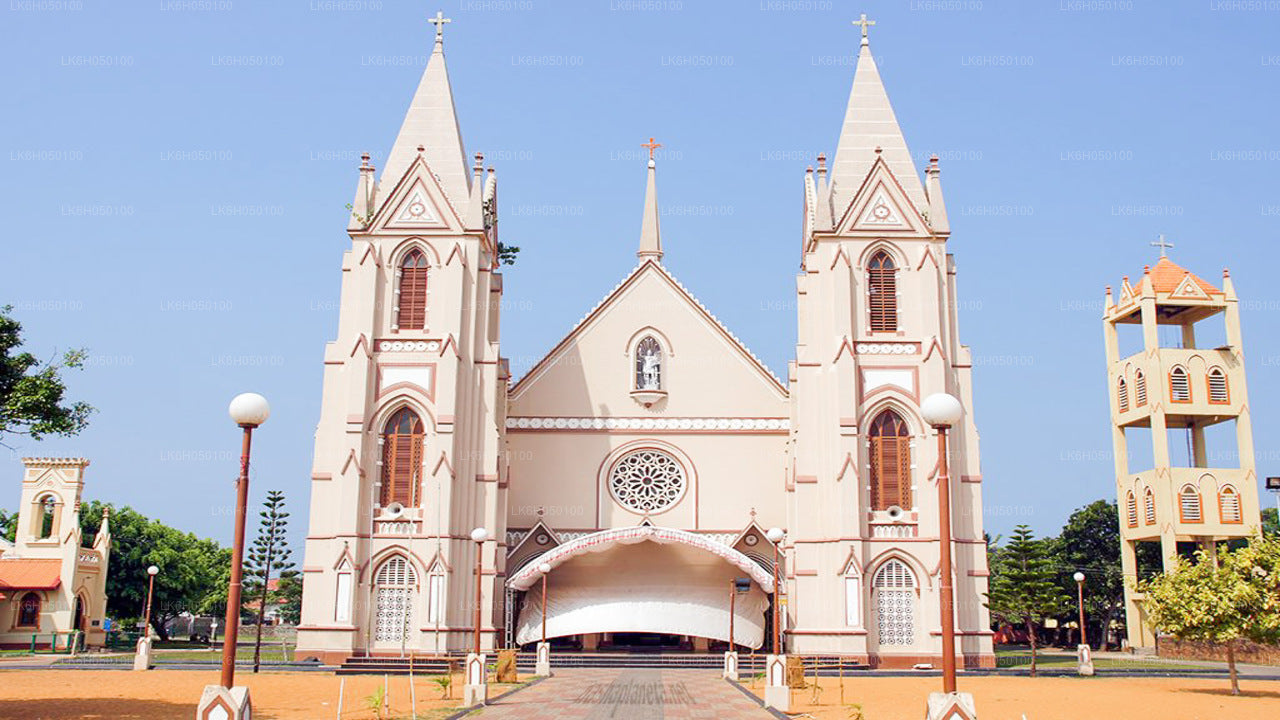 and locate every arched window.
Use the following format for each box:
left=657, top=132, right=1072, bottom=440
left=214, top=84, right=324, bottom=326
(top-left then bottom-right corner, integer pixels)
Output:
left=1125, top=491, right=1138, bottom=528
left=873, top=559, right=917, bottom=646
left=37, top=495, right=56, bottom=539
left=1207, top=368, right=1229, bottom=405
left=869, top=410, right=911, bottom=511
left=1117, top=377, right=1129, bottom=413
left=1134, top=370, right=1148, bottom=407
left=334, top=560, right=354, bottom=624
left=373, top=556, right=417, bottom=645
left=1169, top=366, right=1191, bottom=403
left=380, top=408, right=424, bottom=508
left=396, top=248, right=429, bottom=330
left=426, top=562, right=446, bottom=625
left=1143, top=487, right=1156, bottom=525
left=1218, top=485, right=1242, bottom=524
left=1179, top=485, right=1202, bottom=524
left=17, top=592, right=40, bottom=627
left=868, top=251, right=898, bottom=333
left=634, top=336, right=663, bottom=391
